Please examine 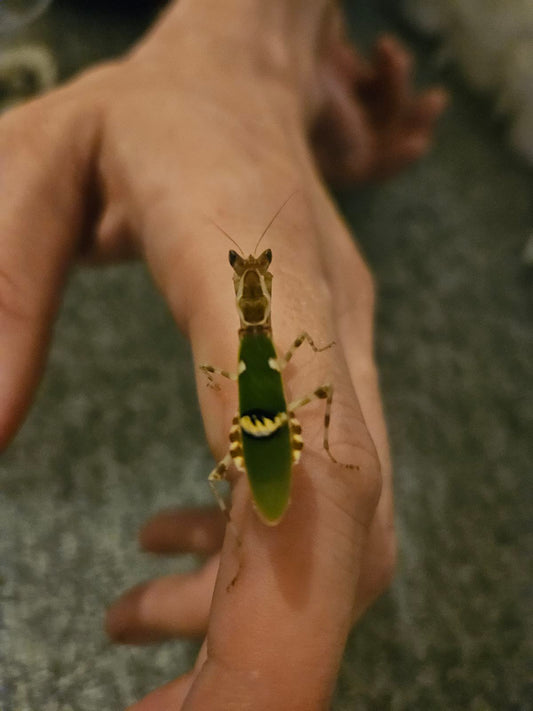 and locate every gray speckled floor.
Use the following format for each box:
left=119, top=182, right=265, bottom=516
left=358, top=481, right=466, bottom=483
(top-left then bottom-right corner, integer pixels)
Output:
left=1, top=2, right=532, bottom=710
